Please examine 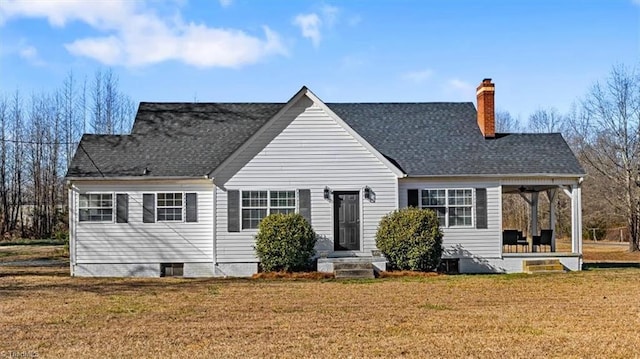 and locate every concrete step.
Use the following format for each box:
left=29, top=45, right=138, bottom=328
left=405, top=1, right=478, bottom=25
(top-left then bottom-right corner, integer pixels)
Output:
left=334, top=262, right=373, bottom=271
left=334, top=268, right=375, bottom=279
left=524, top=259, right=561, bottom=266
left=523, top=259, right=565, bottom=274
left=525, top=264, right=564, bottom=271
